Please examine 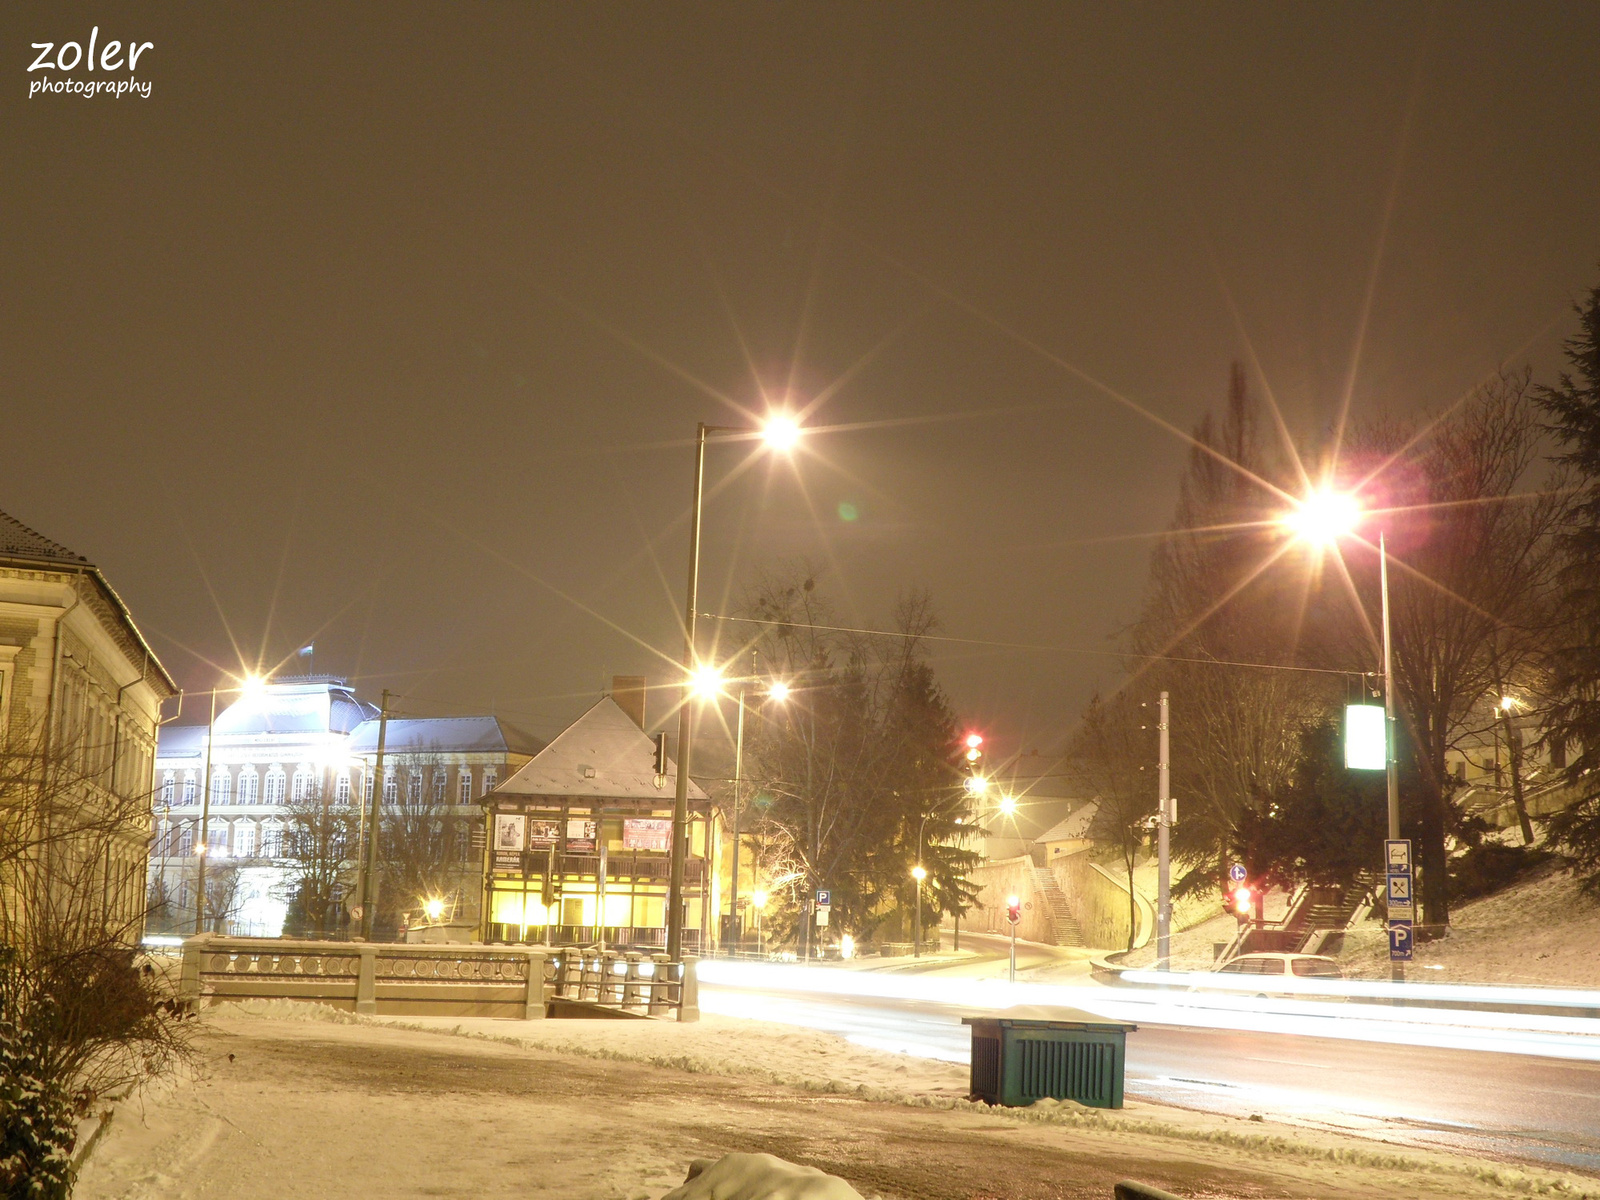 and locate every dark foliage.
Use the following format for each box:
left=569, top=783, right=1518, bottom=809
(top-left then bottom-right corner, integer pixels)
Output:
left=1448, top=842, right=1555, bottom=905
